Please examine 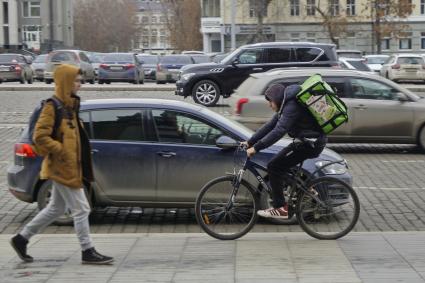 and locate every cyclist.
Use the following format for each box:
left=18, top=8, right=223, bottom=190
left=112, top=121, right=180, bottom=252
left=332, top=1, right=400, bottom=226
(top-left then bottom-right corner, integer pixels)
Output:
left=243, top=83, right=327, bottom=219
